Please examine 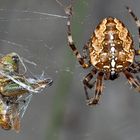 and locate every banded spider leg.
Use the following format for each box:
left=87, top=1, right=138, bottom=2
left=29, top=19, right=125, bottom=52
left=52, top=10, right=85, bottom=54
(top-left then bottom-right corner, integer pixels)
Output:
left=65, top=5, right=105, bottom=105
left=83, top=69, right=104, bottom=105
left=66, top=5, right=91, bottom=68
left=125, top=7, right=140, bottom=88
